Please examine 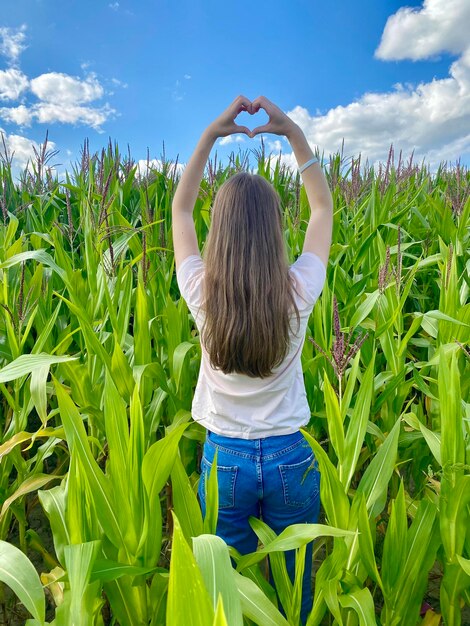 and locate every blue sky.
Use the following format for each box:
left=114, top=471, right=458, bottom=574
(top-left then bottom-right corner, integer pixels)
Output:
left=1, top=0, right=469, bottom=176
